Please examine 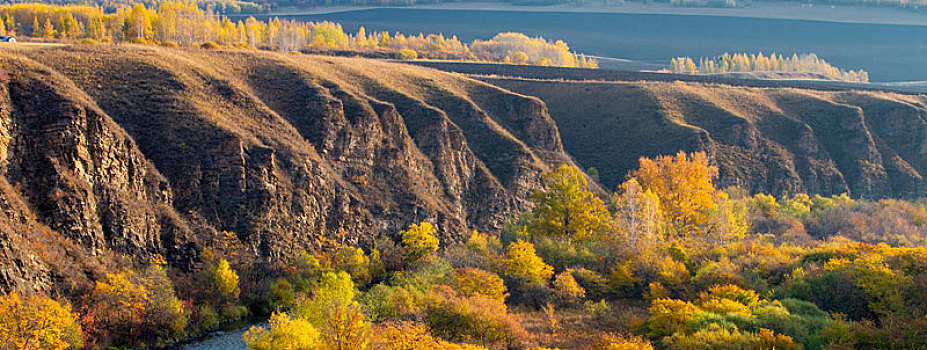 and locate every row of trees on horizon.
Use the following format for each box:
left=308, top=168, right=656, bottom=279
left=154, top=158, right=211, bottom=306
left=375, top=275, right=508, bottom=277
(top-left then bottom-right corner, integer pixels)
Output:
left=669, top=52, right=869, bottom=82
left=0, top=2, right=599, bottom=68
